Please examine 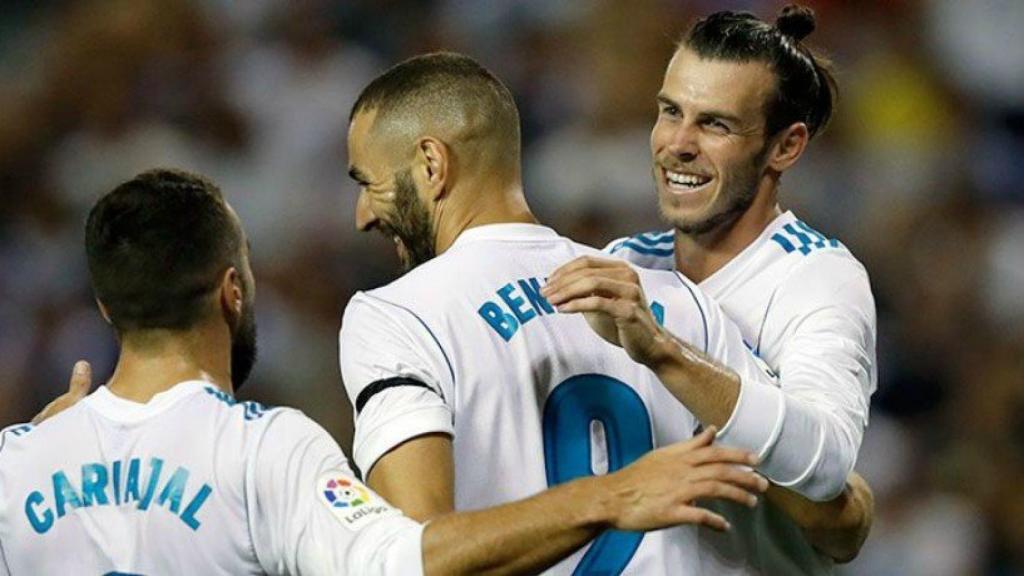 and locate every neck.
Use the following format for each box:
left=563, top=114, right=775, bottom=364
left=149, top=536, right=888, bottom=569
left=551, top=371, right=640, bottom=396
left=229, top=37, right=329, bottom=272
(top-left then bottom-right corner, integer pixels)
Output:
left=674, top=180, right=781, bottom=284
left=105, top=322, right=233, bottom=403
left=434, top=176, right=538, bottom=254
